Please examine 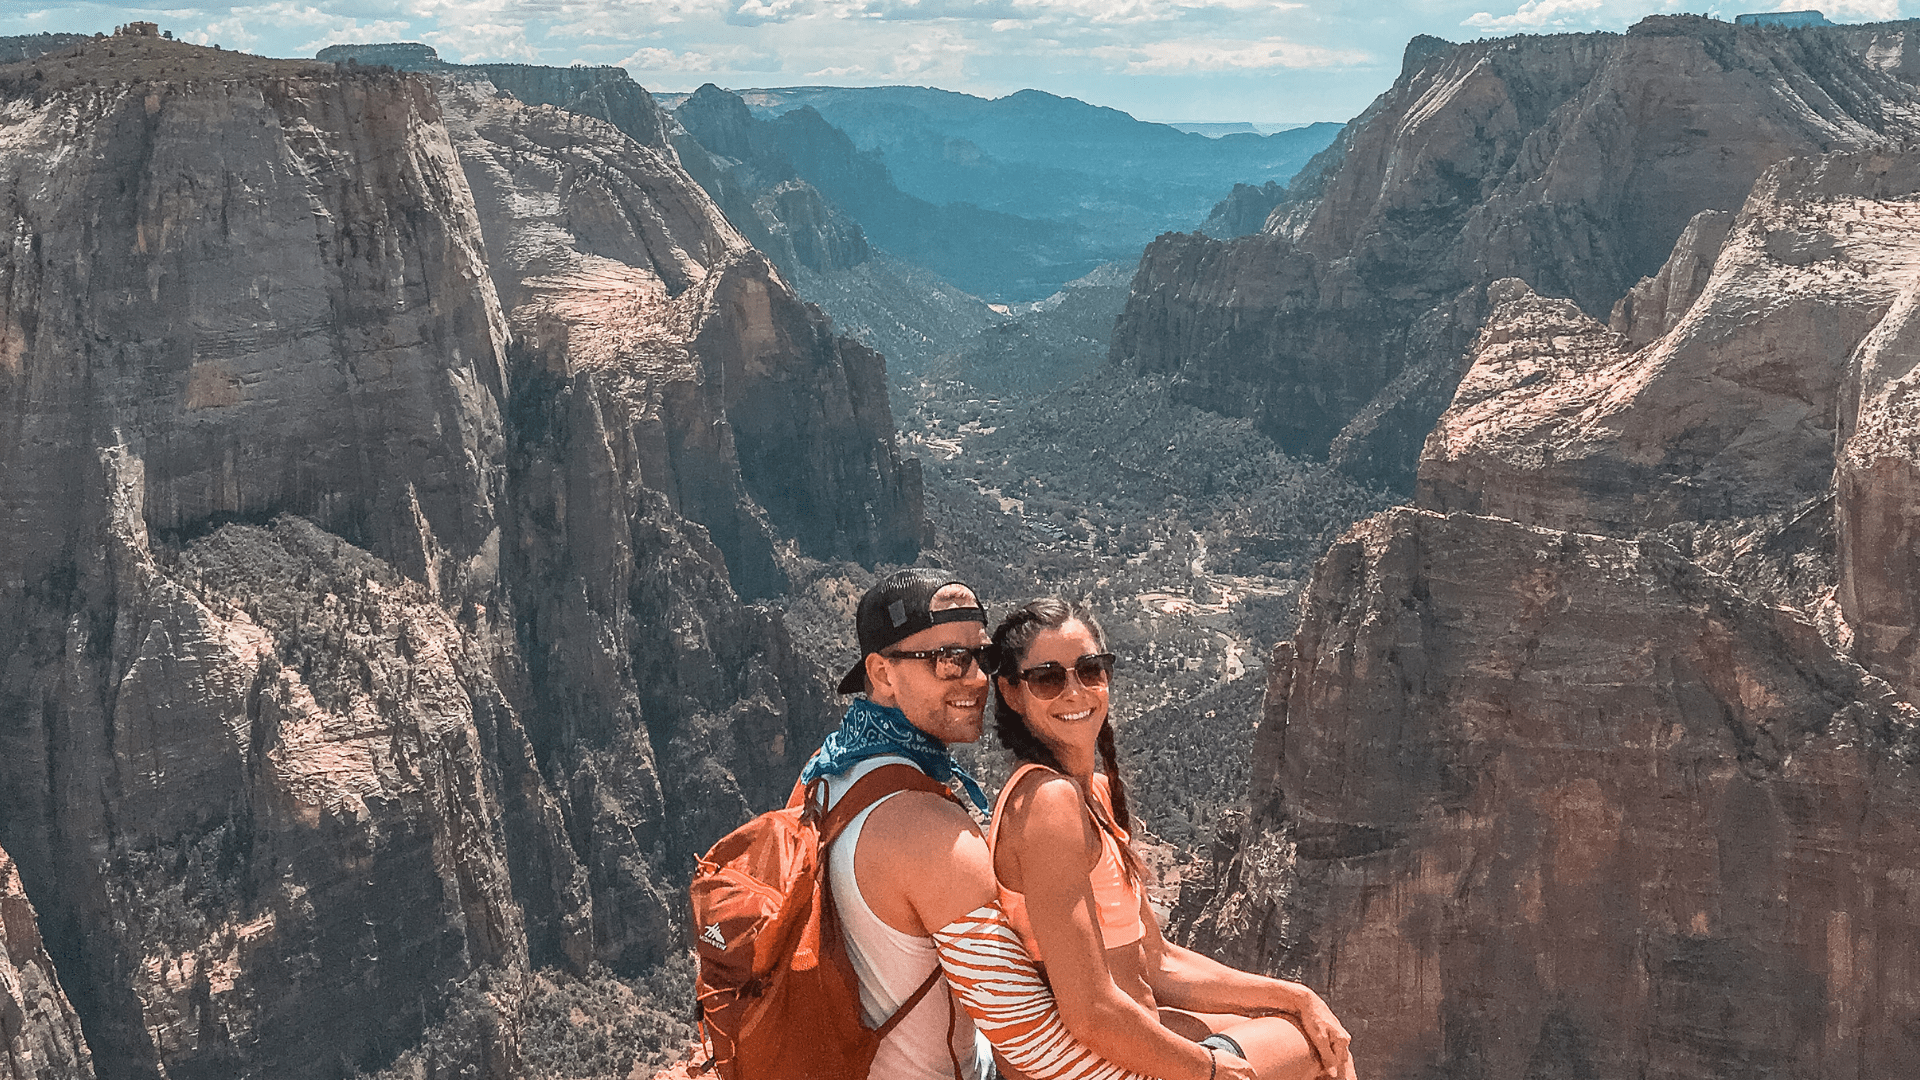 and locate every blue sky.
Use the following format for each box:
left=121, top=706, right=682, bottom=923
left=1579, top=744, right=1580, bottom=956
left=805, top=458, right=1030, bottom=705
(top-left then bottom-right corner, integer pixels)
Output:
left=0, top=1, right=1908, bottom=123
